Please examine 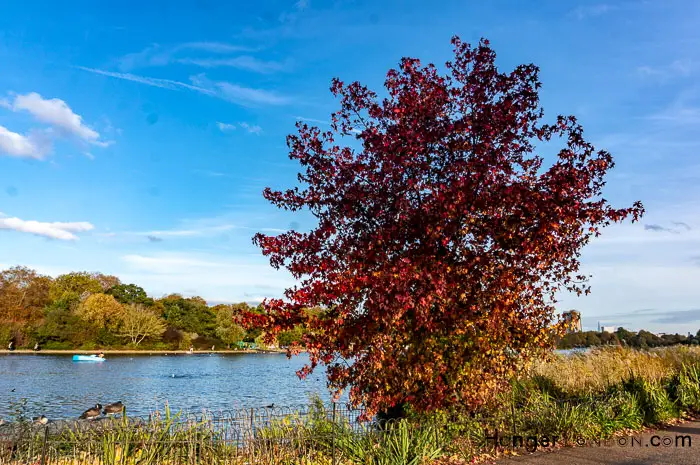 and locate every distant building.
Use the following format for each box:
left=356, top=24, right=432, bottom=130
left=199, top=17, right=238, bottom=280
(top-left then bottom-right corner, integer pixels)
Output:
left=562, top=310, right=582, bottom=333
left=600, top=326, right=616, bottom=334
